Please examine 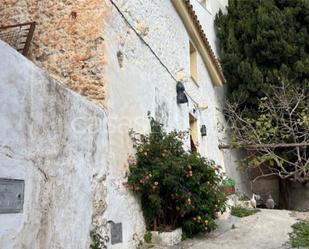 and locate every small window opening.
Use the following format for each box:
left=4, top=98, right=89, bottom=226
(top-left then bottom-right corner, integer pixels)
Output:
left=198, top=0, right=207, bottom=8
left=189, top=114, right=198, bottom=152
left=190, top=41, right=198, bottom=84
left=197, top=0, right=212, bottom=13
